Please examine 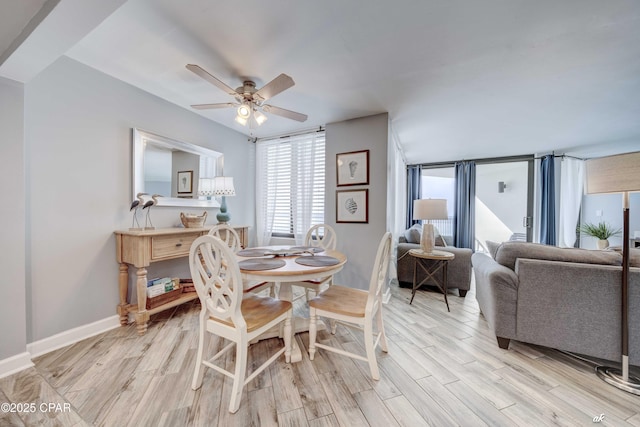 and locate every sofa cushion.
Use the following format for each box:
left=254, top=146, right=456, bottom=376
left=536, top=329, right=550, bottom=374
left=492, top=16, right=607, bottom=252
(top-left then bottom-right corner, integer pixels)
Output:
left=606, top=247, right=640, bottom=268
left=486, top=241, right=501, bottom=259
left=494, top=241, right=622, bottom=271
left=434, top=228, right=446, bottom=247
left=403, top=224, right=446, bottom=246
left=404, top=224, right=422, bottom=243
